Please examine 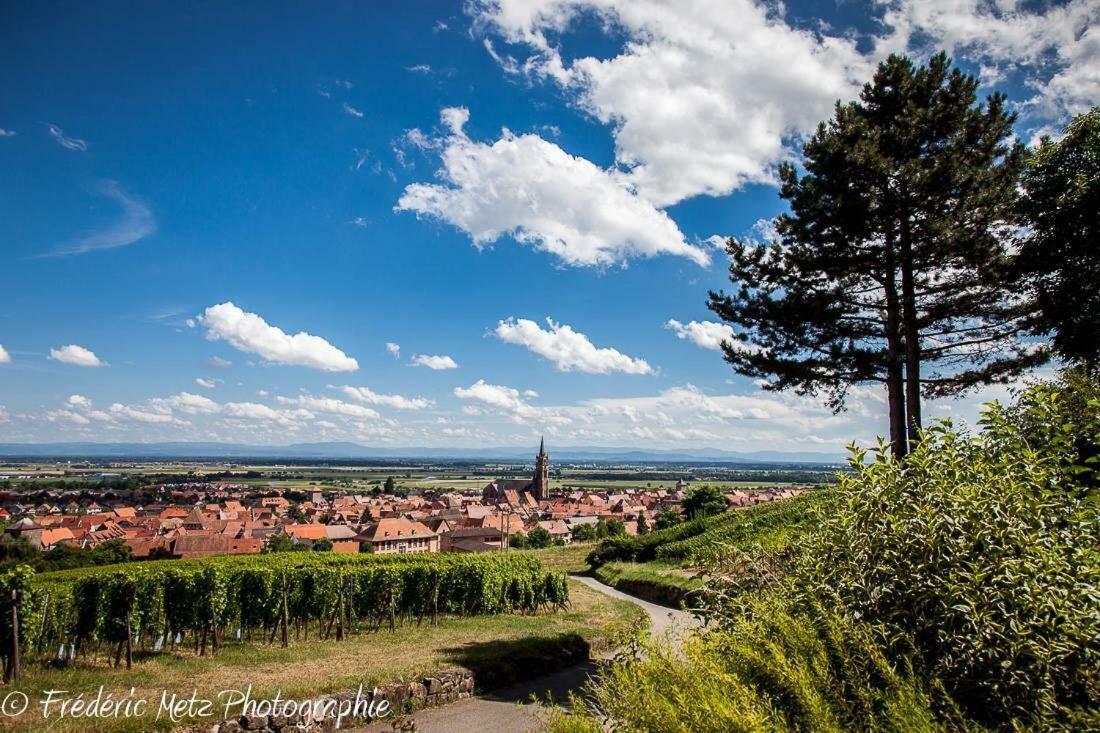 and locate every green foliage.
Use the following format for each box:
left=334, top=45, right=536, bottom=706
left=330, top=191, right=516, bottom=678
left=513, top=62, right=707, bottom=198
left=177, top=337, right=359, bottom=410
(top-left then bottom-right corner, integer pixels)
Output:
left=591, top=518, right=625, bottom=539
left=796, top=385, right=1100, bottom=725
left=653, top=507, right=679, bottom=530
left=312, top=538, right=333, bottom=552
left=586, top=490, right=831, bottom=567
left=680, top=485, right=725, bottom=519
left=549, top=595, right=952, bottom=733
left=1017, top=107, right=1100, bottom=367
left=0, top=552, right=568, bottom=666
left=570, top=523, right=596, bottom=542
left=526, top=526, right=553, bottom=549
